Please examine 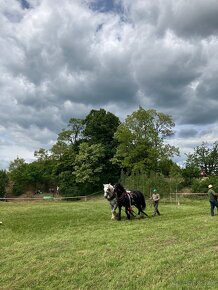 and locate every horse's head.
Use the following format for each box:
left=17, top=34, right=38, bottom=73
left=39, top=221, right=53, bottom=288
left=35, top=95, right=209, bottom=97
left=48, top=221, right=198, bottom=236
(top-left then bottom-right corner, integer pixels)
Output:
left=103, top=183, right=115, bottom=200
left=114, top=183, right=126, bottom=197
